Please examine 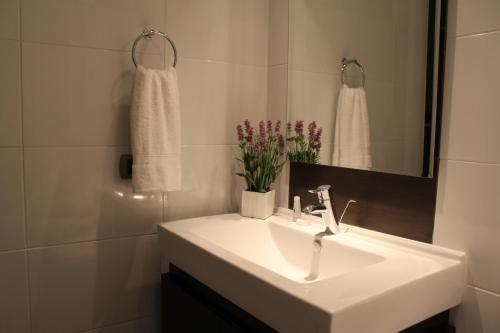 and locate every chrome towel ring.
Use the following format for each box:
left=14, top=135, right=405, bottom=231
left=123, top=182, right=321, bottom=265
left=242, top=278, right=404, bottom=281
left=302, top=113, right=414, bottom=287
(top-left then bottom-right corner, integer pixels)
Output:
left=132, top=28, right=177, bottom=68
left=341, top=57, right=365, bottom=88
